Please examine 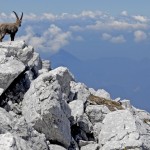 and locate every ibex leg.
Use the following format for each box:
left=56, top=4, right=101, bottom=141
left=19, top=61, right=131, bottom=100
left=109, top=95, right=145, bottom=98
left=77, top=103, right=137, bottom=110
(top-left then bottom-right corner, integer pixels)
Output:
left=10, top=33, right=15, bottom=41
left=0, top=33, right=6, bottom=42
